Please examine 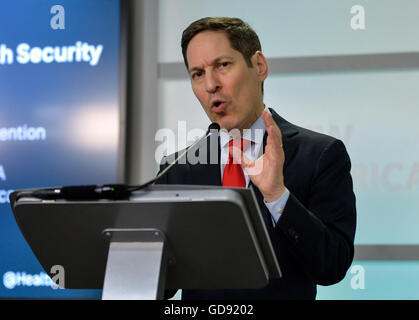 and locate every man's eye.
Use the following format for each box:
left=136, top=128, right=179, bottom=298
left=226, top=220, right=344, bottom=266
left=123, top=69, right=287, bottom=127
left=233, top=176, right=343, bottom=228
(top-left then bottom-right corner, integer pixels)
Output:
left=220, top=62, right=230, bottom=68
left=192, top=71, right=203, bottom=79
